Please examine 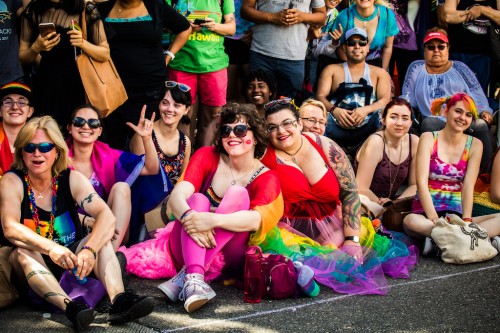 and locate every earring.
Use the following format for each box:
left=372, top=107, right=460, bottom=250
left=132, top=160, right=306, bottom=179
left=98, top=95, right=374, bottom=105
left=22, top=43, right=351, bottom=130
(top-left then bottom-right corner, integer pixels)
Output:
left=254, top=141, right=257, bottom=146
